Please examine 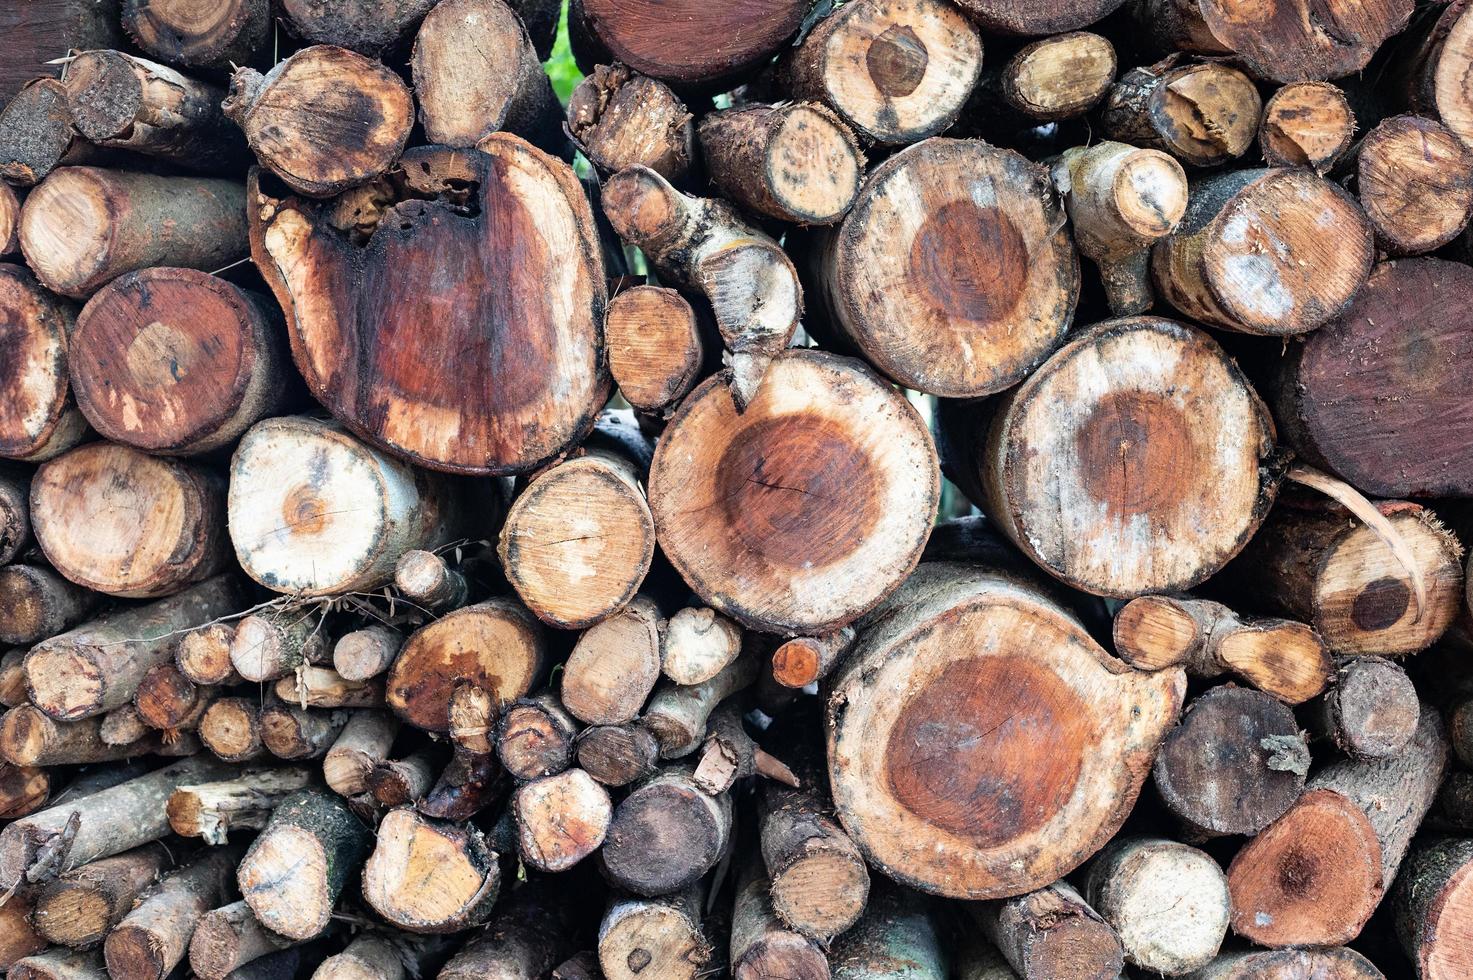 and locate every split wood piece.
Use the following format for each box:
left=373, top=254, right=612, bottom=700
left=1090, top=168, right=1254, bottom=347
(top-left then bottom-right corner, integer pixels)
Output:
left=1112, top=595, right=1331, bottom=703
left=499, top=421, right=654, bottom=629
left=71, top=268, right=290, bottom=455
left=1355, top=114, right=1473, bottom=254
left=238, top=788, right=371, bottom=940
left=940, top=318, right=1276, bottom=599
left=188, top=900, right=298, bottom=980
left=8, top=950, right=108, bottom=980
left=311, top=935, right=407, bottom=980
left=662, top=607, right=744, bottom=687
left=0, top=182, right=20, bottom=254
left=1084, top=837, right=1229, bottom=975
left=62, top=51, right=243, bottom=171
left=367, top=751, right=435, bottom=808
left=0, top=264, right=86, bottom=463
left=644, top=651, right=759, bottom=759
left=1393, top=837, right=1473, bottom=980
left=698, top=103, right=862, bottom=226
left=0, top=763, right=49, bottom=818
left=177, top=624, right=239, bottom=686
left=598, top=887, right=712, bottom=980
left=231, top=610, right=328, bottom=683
left=0, top=79, right=92, bottom=188
left=0, top=755, right=231, bottom=891
left=362, top=806, right=501, bottom=933
left=601, top=767, right=732, bottom=896
left=1101, top=59, right=1261, bottom=168
left=19, top=168, right=247, bottom=299
left=771, top=627, right=855, bottom=689
left=0, top=892, right=48, bottom=973
left=120, top=0, right=271, bottom=69
left=604, top=286, right=712, bottom=414
left=693, top=705, right=796, bottom=795
left=276, top=668, right=384, bottom=710
left=1152, top=684, right=1308, bottom=837
left=1259, top=81, right=1355, bottom=172
left=1152, top=168, right=1373, bottom=335
left=514, top=769, right=612, bottom=871
left=167, top=767, right=315, bottom=845
left=394, top=550, right=469, bottom=612
left=566, top=65, right=693, bottom=181
left=1272, top=258, right=1473, bottom=498
left=333, top=627, right=404, bottom=682
left=731, top=860, right=829, bottom=980
left=25, top=576, right=242, bottom=720
left=1310, top=657, right=1420, bottom=758
left=247, top=140, right=610, bottom=476
left=774, top=0, right=982, bottom=145
left=31, top=844, right=171, bottom=949
left=31, top=443, right=228, bottom=598
left=759, top=774, right=870, bottom=941
left=1181, top=947, right=1387, bottom=979
left=1227, top=707, right=1448, bottom=947
left=0, top=649, right=27, bottom=707
left=1002, top=32, right=1117, bottom=120
left=104, top=846, right=243, bottom=980
left=134, top=663, right=211, bottom=732
left=602, top=166, right=799, bottom=407
left=198, top=698, right=266, bottom=763
left=99, top=706, right=150, bottom=747
left=1051, top=141, right=1187, bottom=316
left=576, top=723, right=660, bottom=787
left=1228, top=497, right=1465, bottom=657
left=805, top=138, right=1077, bottom=398
left=0, top=706, right=166, bottom=766
left=561, top=597, right=663, bottom=726
left=578, top=0, right=807, bottom=86
left=828, top=882, right=947, bottom=980
left=0, top=466, right=31, bottom=560
left=259, top=705, right=350, bottom=761
left=224, top=46, right=412, bottom=198
left=323, top=711, right=399, bottom=798
left=0, top=564, right=98, bottom=646
left=650, top=349, right=937, bottom=632
left=411, top=0, right=565, bottom=156
left=1399, top=0, right=1473, bottom=150
left=828, top=563, right=1185, bottom=899
left=438, top=876, right=576, bottom=980
left=497, top=693, right=580, bottom=781
left=974, top=882, right=1123, bottom=980
left=230, top=417, right=465, bottom=596
left=387, top=598, right=546, bottom=732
